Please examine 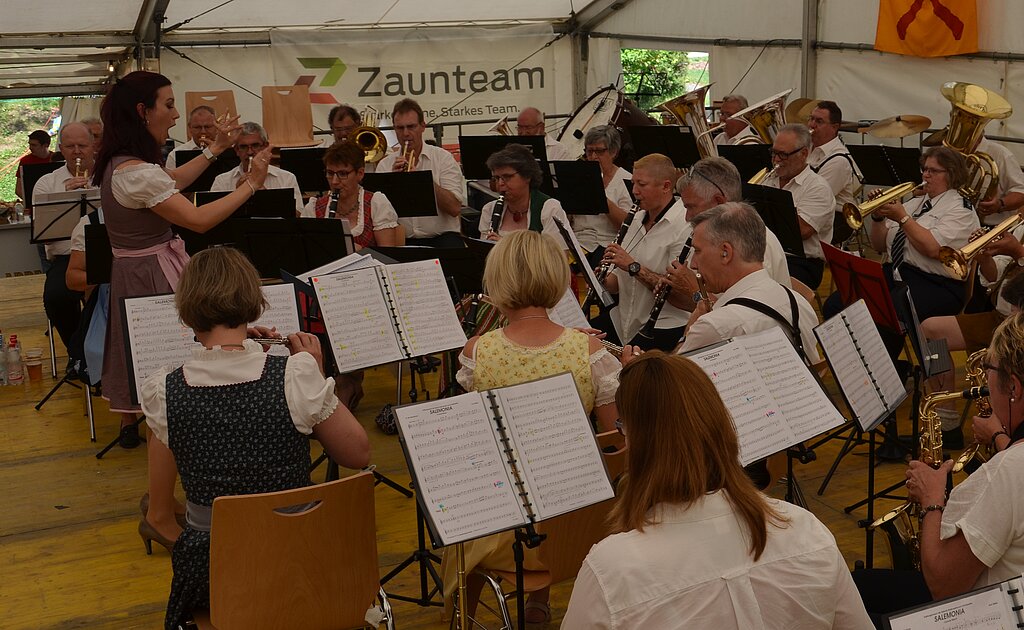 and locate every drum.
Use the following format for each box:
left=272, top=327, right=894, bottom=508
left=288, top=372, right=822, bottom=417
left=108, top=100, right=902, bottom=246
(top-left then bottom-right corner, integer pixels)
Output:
left=557, top=85, right=658, bottom=171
